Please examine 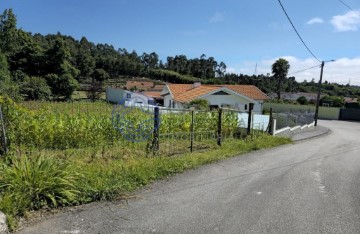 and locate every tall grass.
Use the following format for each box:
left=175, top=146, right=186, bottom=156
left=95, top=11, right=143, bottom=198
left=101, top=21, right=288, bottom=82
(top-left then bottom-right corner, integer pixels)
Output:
left=2, top=98, right=240, bottom=151
left=0, top=97, right=292, bottom=231
left=0, top=153, right=80, bottom=230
